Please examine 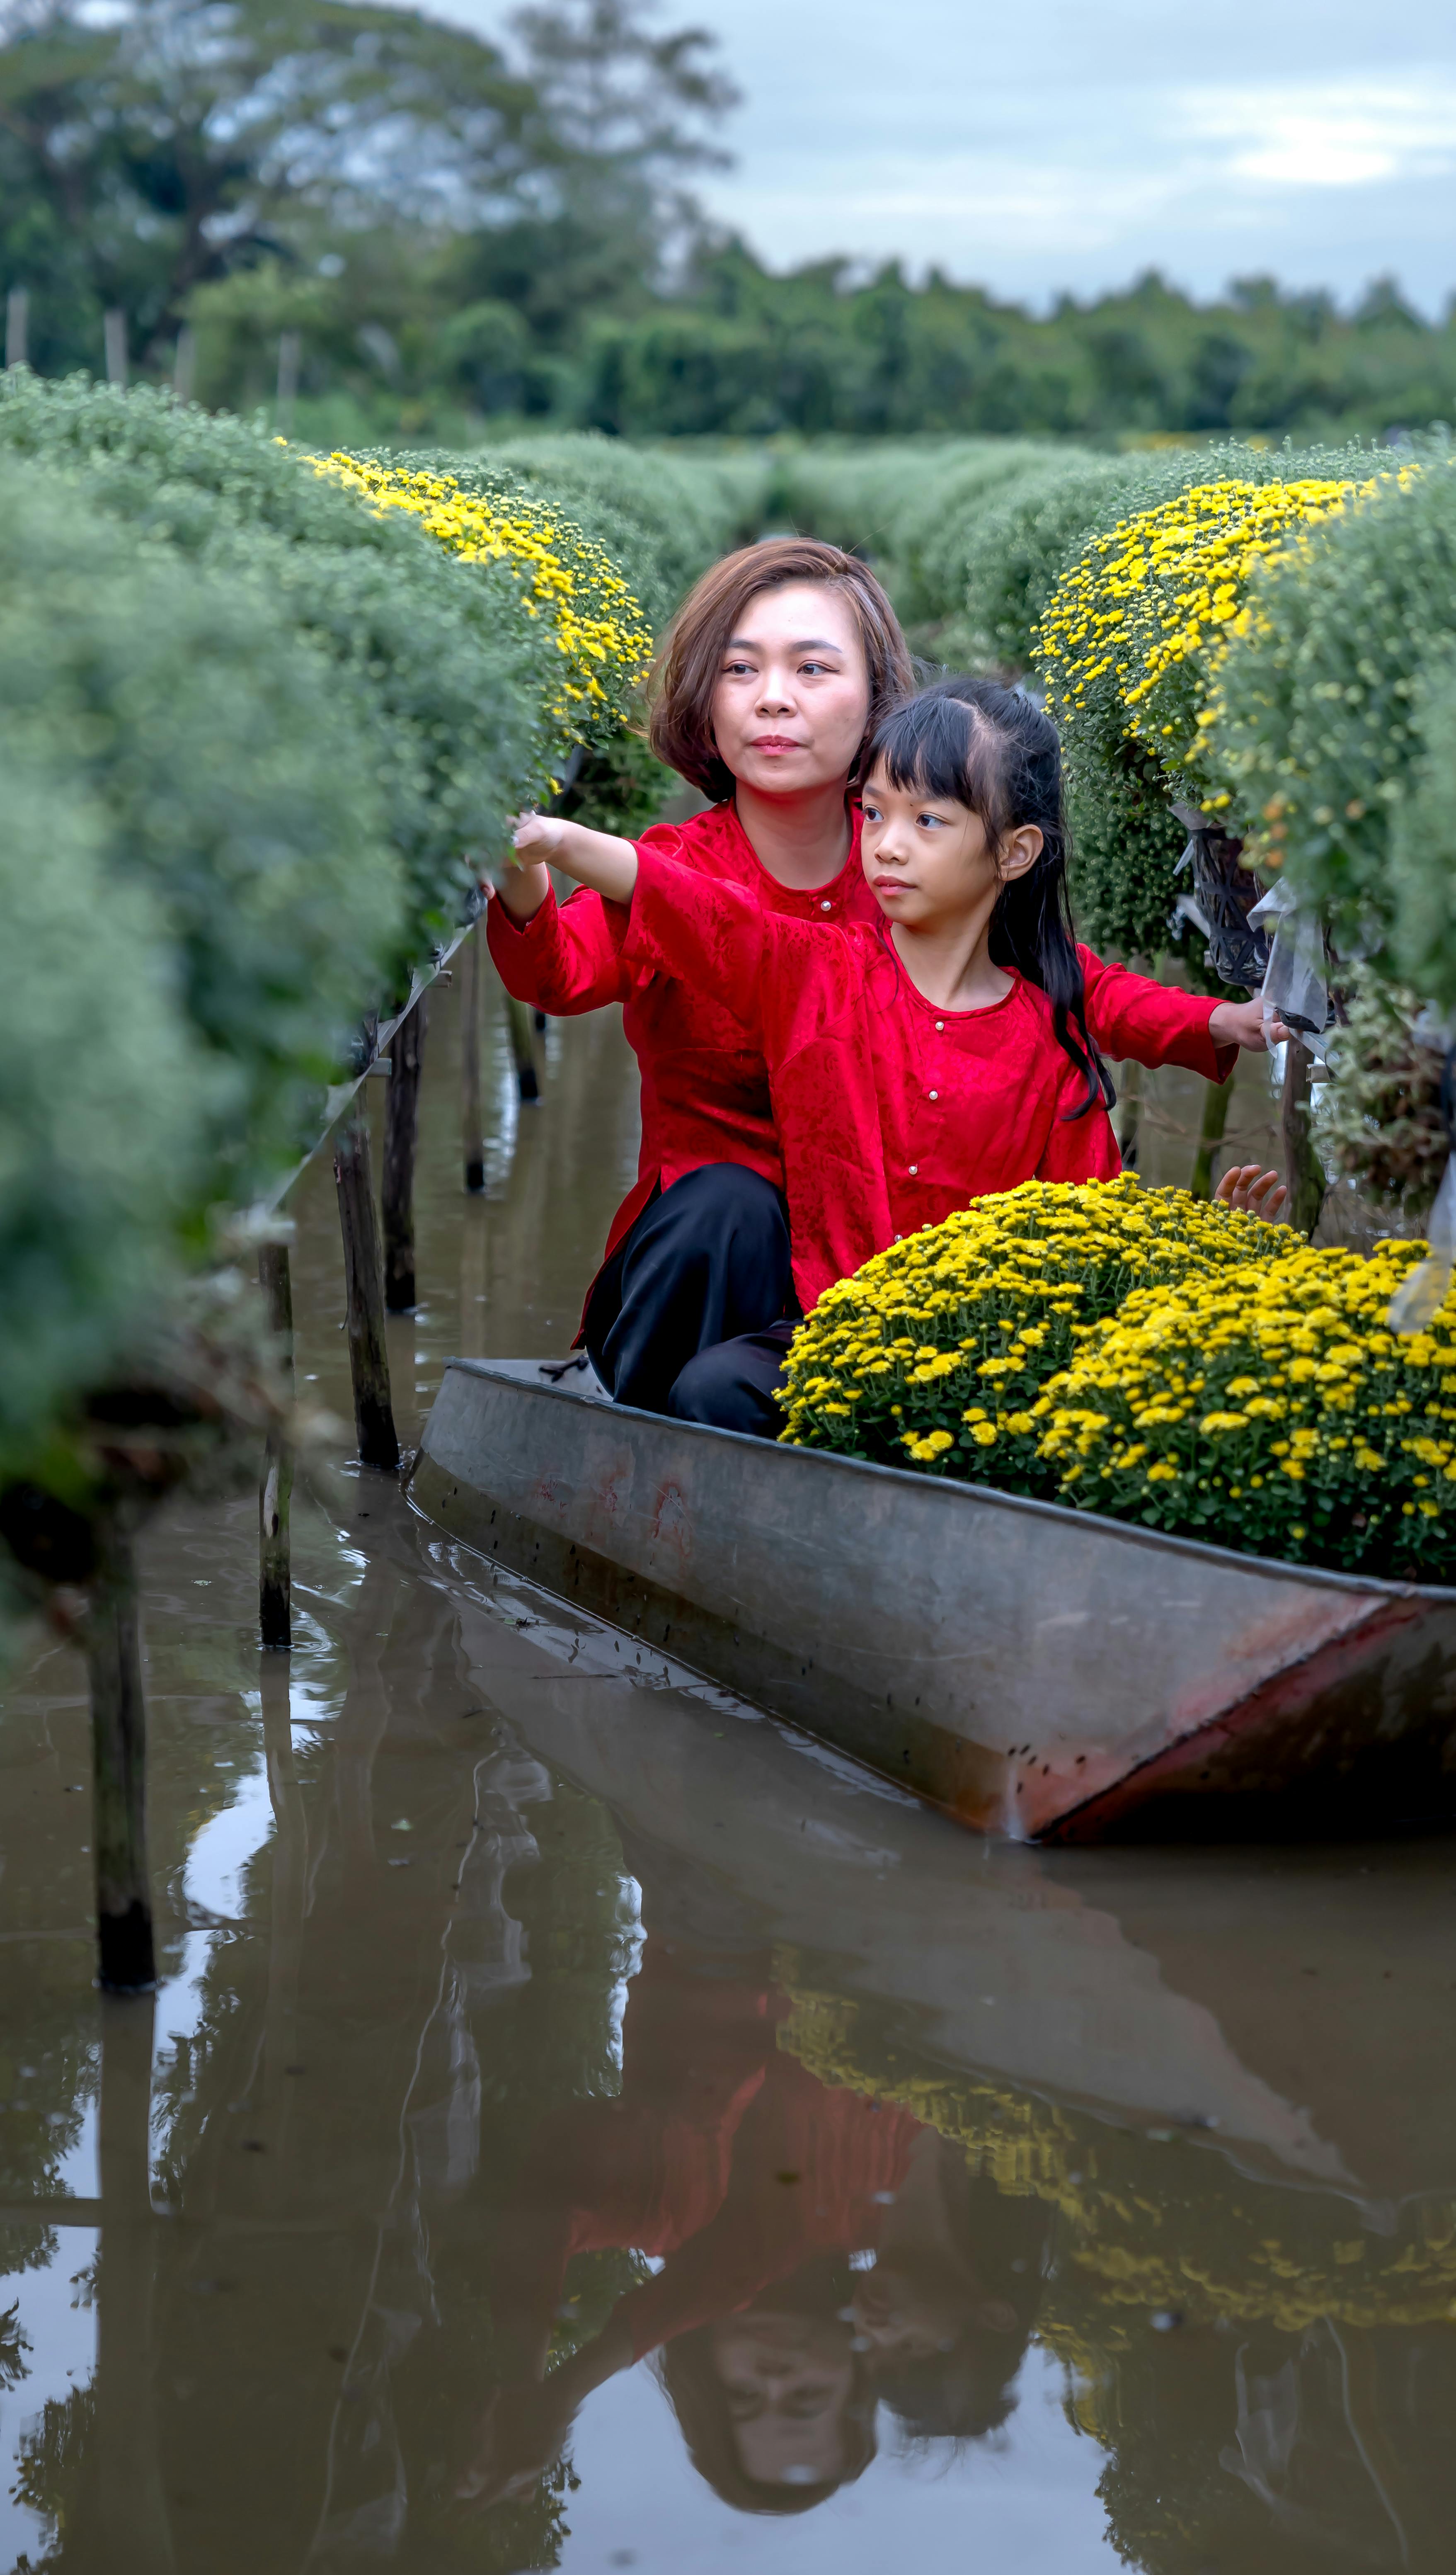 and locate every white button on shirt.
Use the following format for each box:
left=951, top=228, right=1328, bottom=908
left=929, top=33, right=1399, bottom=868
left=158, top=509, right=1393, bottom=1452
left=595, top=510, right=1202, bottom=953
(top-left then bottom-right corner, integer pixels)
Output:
left=928, top=1089, right=938, bottom=1100
left=934, top=1020, right=944, bottom=1031
left=820, top=900, right=832, bottom=911
left=908, top=1164, right=918, bottom=1175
